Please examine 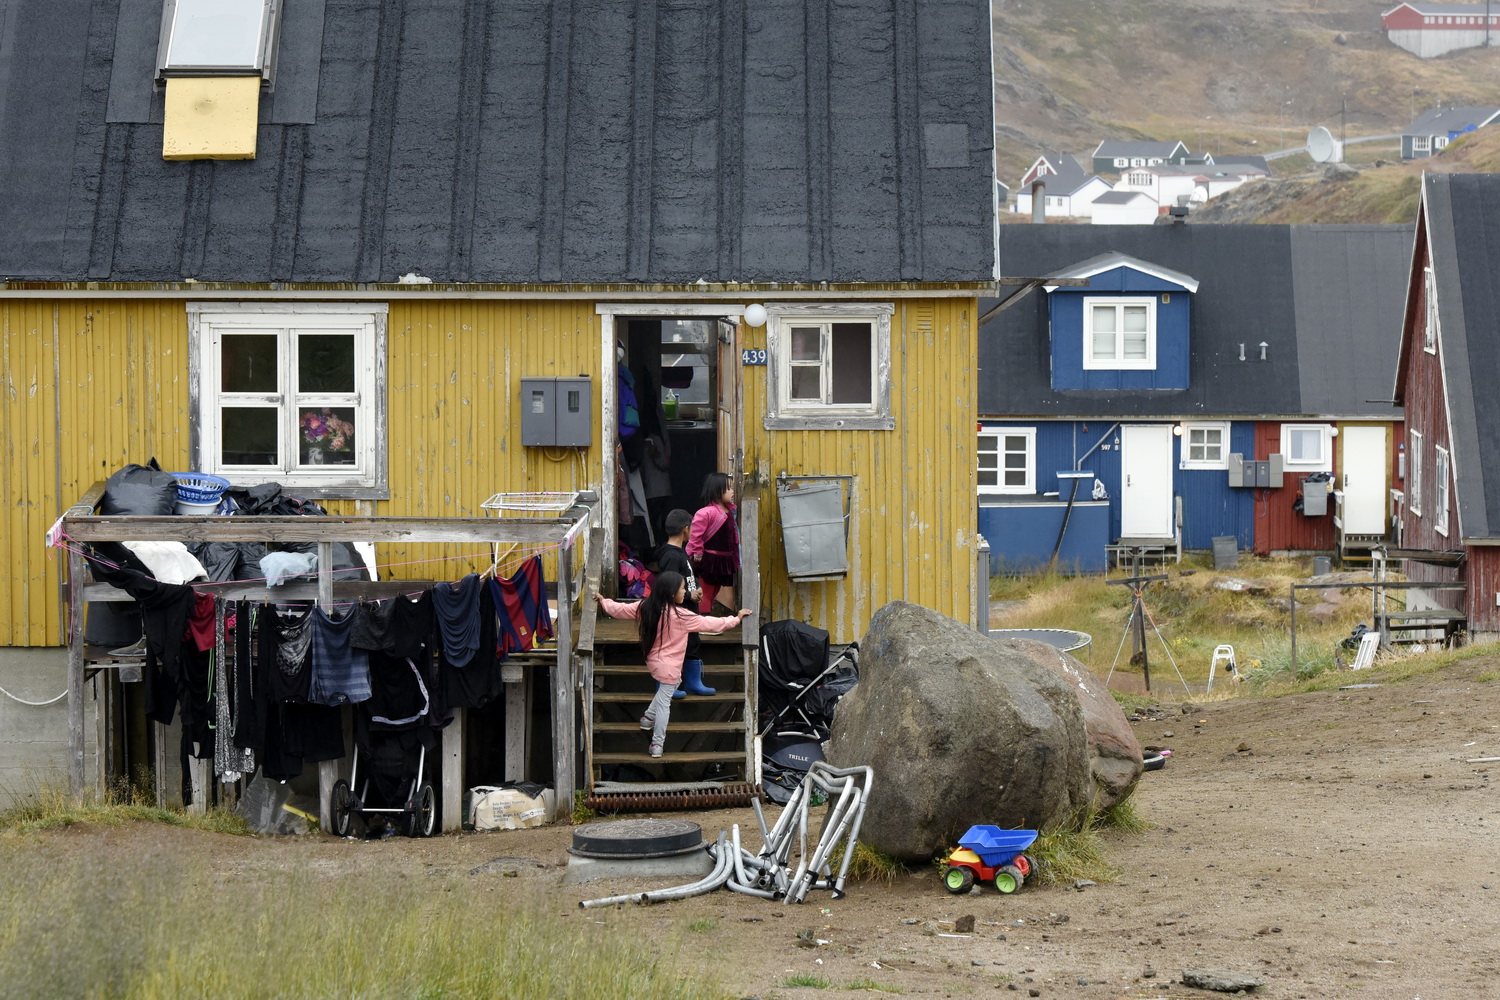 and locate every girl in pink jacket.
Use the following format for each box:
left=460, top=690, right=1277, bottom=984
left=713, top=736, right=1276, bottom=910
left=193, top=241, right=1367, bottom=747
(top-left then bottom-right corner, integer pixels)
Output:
left=687, top=471, right=740, bottom=613
left=596, top=571, right=750, bottom=757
